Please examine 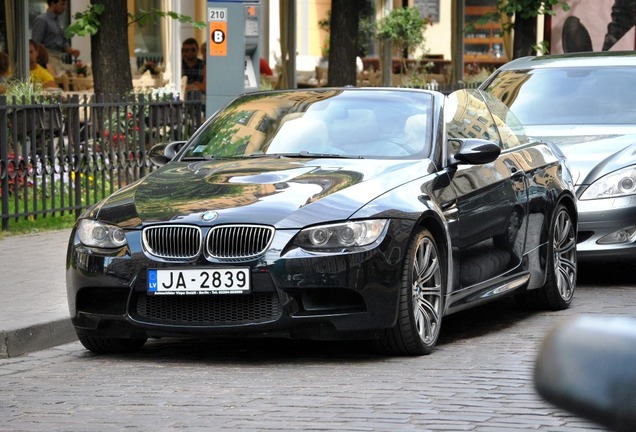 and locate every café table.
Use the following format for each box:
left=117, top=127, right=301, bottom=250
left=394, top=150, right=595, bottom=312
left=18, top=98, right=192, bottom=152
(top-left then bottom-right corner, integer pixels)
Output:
left=55, top=75, right=94, bottom=92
